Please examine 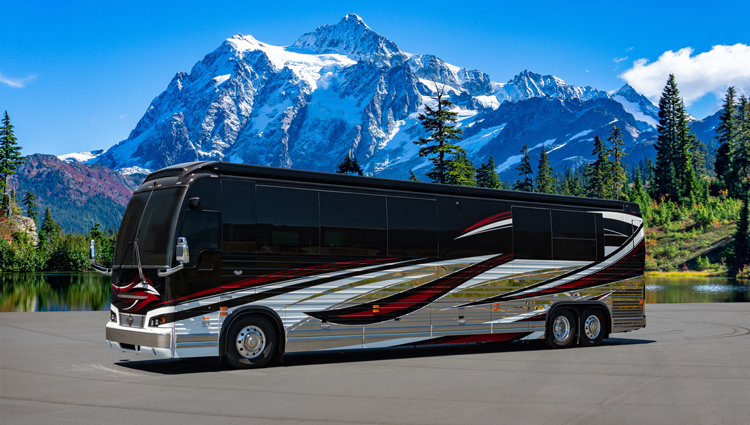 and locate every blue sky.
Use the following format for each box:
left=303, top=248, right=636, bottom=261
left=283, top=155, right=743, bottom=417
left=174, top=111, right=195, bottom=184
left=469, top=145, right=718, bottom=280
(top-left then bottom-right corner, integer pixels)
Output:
left=2, top=0, right=748, bottom=156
